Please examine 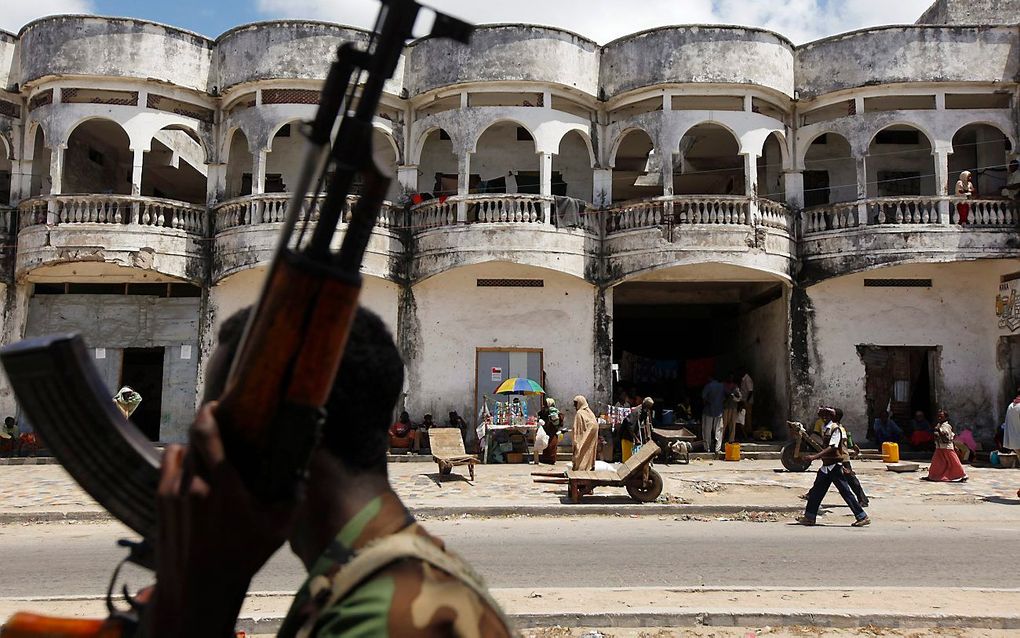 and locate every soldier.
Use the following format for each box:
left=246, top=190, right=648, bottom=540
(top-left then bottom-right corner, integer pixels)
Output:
left=147, top=307, right=514, bottom=637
